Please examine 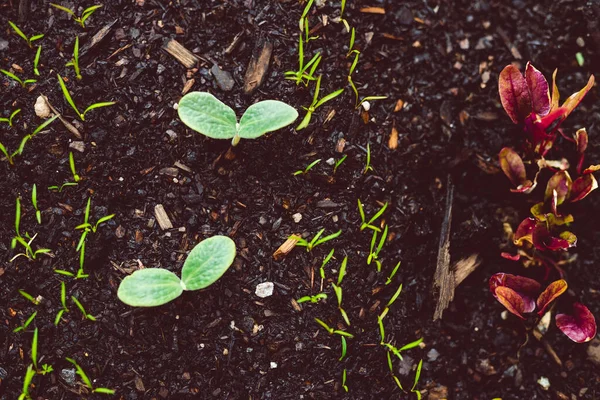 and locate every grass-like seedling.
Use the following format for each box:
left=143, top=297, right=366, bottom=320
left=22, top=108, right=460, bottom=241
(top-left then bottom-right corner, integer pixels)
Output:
left=19, top=290, right=39, bottom=305
left=331, top=283, right=350, bottom=326
left=297, top=293, right=327, bottom=303
left=12, top=233, right=51, bottom=262
left=65, top=36, right=82, bottom=79
left=11, top=197, right=23, bottom=249
left=57, top=74, right=115, bottom=120
left=347, top=27, right=357, bottom=57
left=118, top=236, right=236, bottom=307
left=367, top=225, right=388, bottom=272
left=50, top=3, right=103, bottom=28
left=18, top=364, right=36, bottom=400
left=319, top=248, right=335, bottom=290
left=293, top=158, right=321, bottom=175
left=339, top=0, right=350, bottom=32
left=31, top=184, right=41, bottom=224
left=357, top=199, right=388, bottom=232
left=333, top=155, right=347, bottom=174
left=0, top=69, right=36, bottom=88
left=49, top=152, right=80, bottom=191
left=31, top=328, right=39, bottom=370
left=339, top=336, right=347, bottom=361
left=72, top=296, right=96, bottom=321
left=341, top=368, right=349, bottom=392
left=54, top=281, right=70, bottom=325
left=290, top=228, right=342, bottom=252
left=13, top=311, right=37, bottom=333
left=8, top=21, right=44, bottom=49
left=33, top=46, right=42, bottom=76
left=385, top=261, right=401, bottom=285
left=2, top=116, right=58, bottom=165
left=178, top=92, right=298, bottom=146
left=363, top=143, right=374, bottom=174
left=314, top=317, right=354, bottom=338
left=65, top=358, right=115, bottom=395
left=337, top=256, right=348, bottom=286
left=284, top=37, right=321, bottom=86
left=296, top=75, right=344, bottom=130
left=0, top=108, right=21, bottom=126
left=75, top=197, right=115, bottom=251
